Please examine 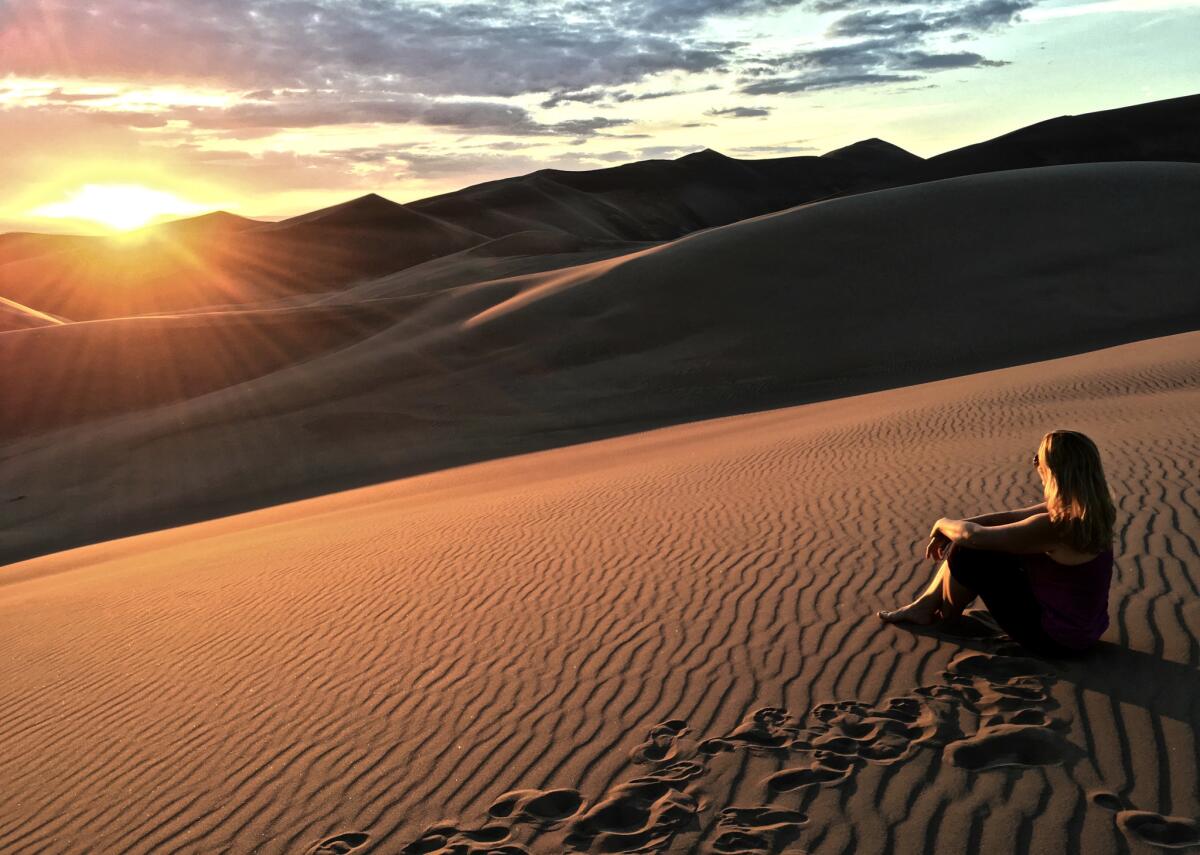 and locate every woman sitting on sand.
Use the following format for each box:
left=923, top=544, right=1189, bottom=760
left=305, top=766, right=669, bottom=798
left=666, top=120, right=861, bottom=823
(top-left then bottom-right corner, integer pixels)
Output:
left=878, top=430, right=1116, bottom=656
